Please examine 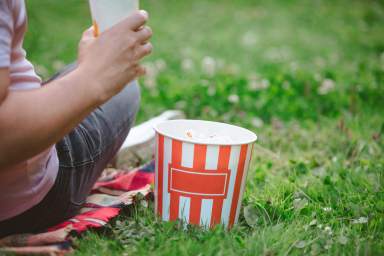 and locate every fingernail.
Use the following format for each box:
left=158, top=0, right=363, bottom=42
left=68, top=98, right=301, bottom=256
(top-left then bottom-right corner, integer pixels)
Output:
left=140, top=10, right=148, bottom=19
